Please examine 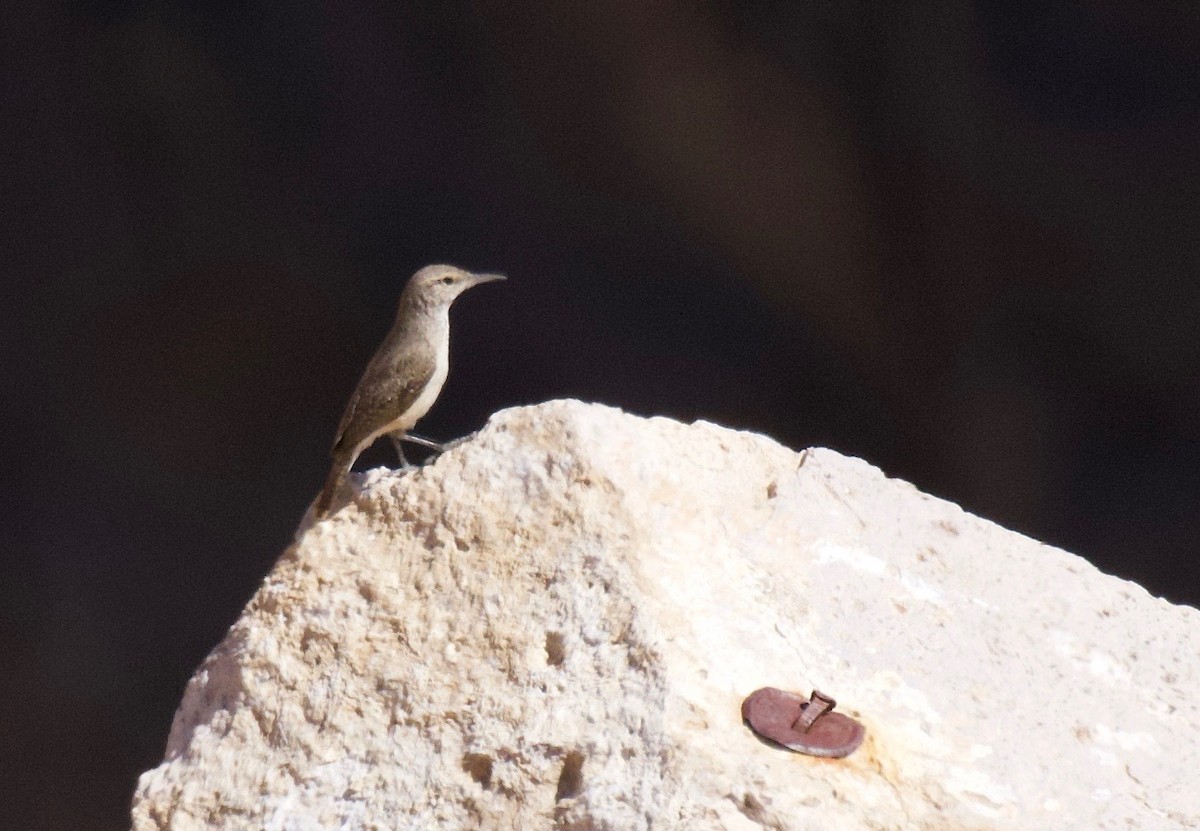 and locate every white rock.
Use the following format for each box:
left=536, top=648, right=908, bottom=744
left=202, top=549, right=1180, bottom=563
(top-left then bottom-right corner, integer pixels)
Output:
left=131, top=400, right=1200, bottom=830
